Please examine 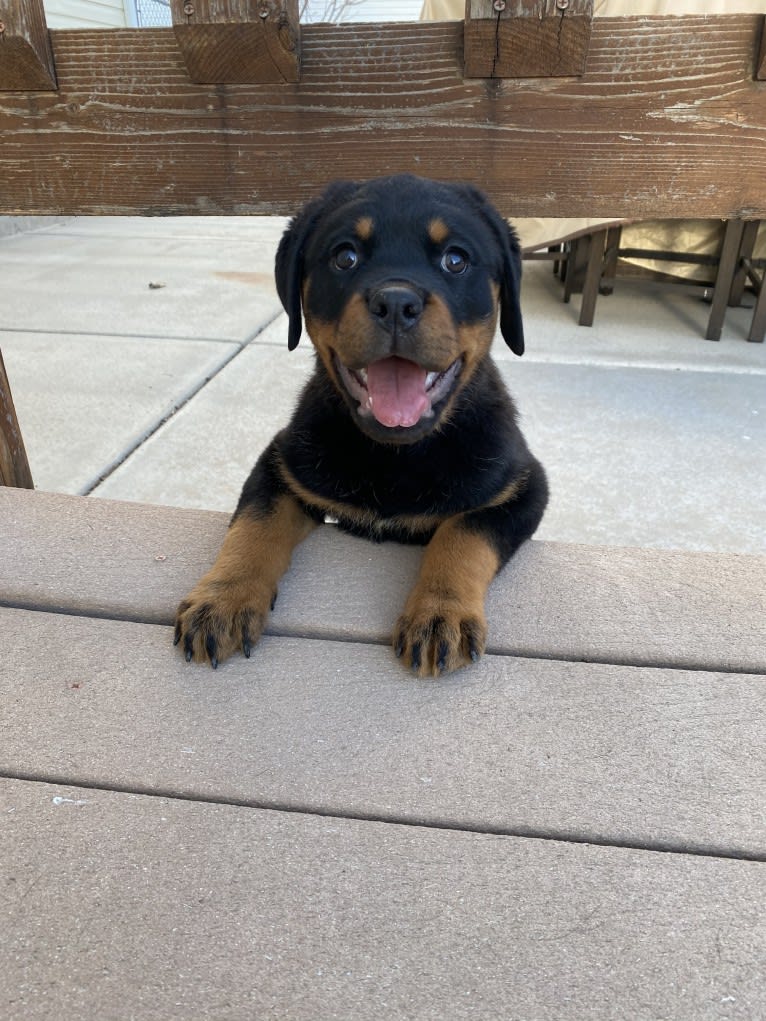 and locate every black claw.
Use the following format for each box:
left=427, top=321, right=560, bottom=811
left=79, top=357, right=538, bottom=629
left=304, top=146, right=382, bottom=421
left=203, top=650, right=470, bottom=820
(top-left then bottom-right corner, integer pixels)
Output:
left=270, top=590, right=278, bottom=612
left=411, top=642, right=422, bottom=672
left=184, top=633, right=194, bottom=663
left=436, top=639, right=449, bottom=674
left=242, top=623, right=252, bottom=659
left=205, top=634, right=218, bottom=668
left=173, top=626, right=181, bottom=647
left=394, top=635, right=404, bottom=658
left=464, top=622, right=482, bottom=665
